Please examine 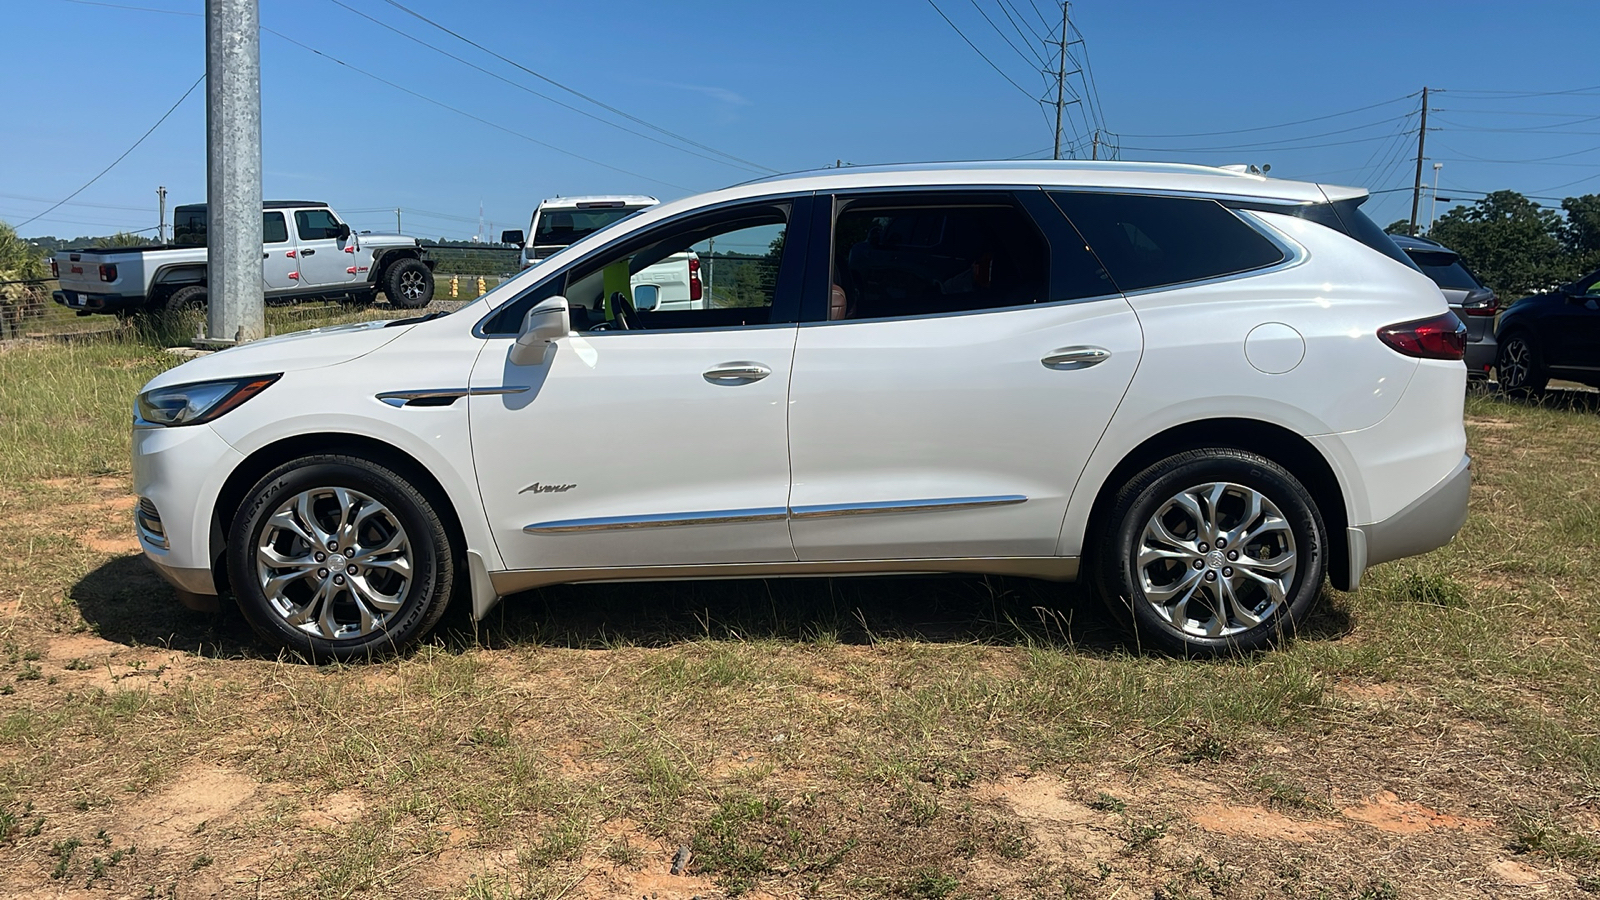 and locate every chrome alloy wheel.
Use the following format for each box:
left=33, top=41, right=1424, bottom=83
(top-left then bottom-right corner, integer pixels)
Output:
left=1500, top=338, right=1532, bottom=387
left=398, top=269, right=427, bottom=301
left=254, top=487, right=413, bottom=640
left=1136, top=481, right=1297, bottom=639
